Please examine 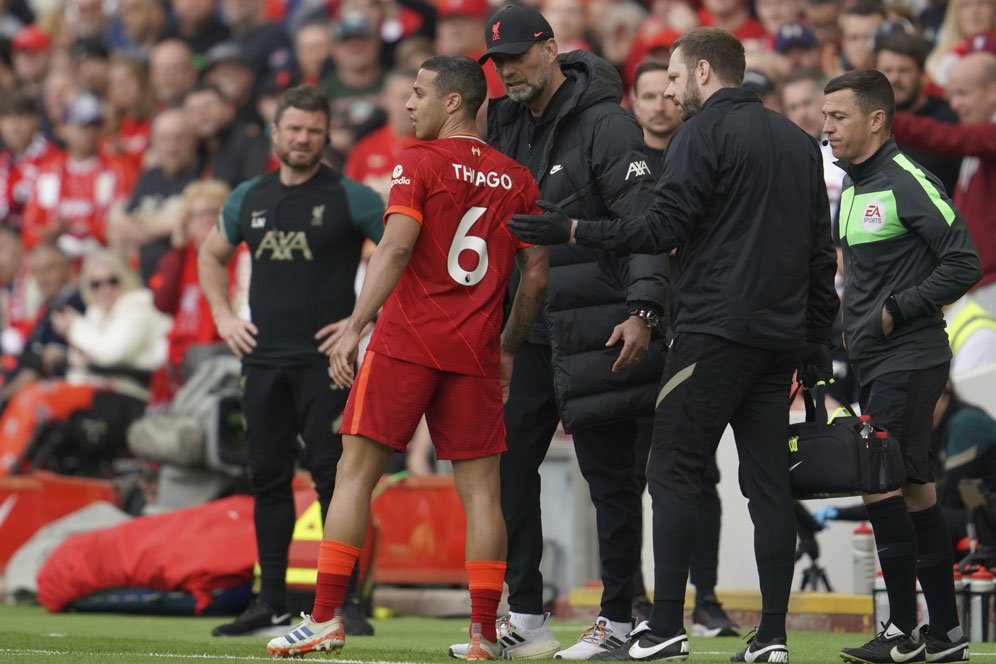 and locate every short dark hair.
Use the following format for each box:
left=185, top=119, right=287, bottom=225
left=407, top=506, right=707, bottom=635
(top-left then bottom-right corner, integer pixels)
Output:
left=671, top=27, right=746, bottom=86
left=634, top=59, right=669, bottom=94
left=274, top=84, right=331, bottom=126
left=874, top=32, right=929, bottom=71
left=843, top=0, right=887, bottom=19
left=419, top=55, right=487, bottom=119
left=185, top=82, right=228, bottom=104
left=0, top=91, right=38, bottom=117
left=824, top=68, right=895, bottom=130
